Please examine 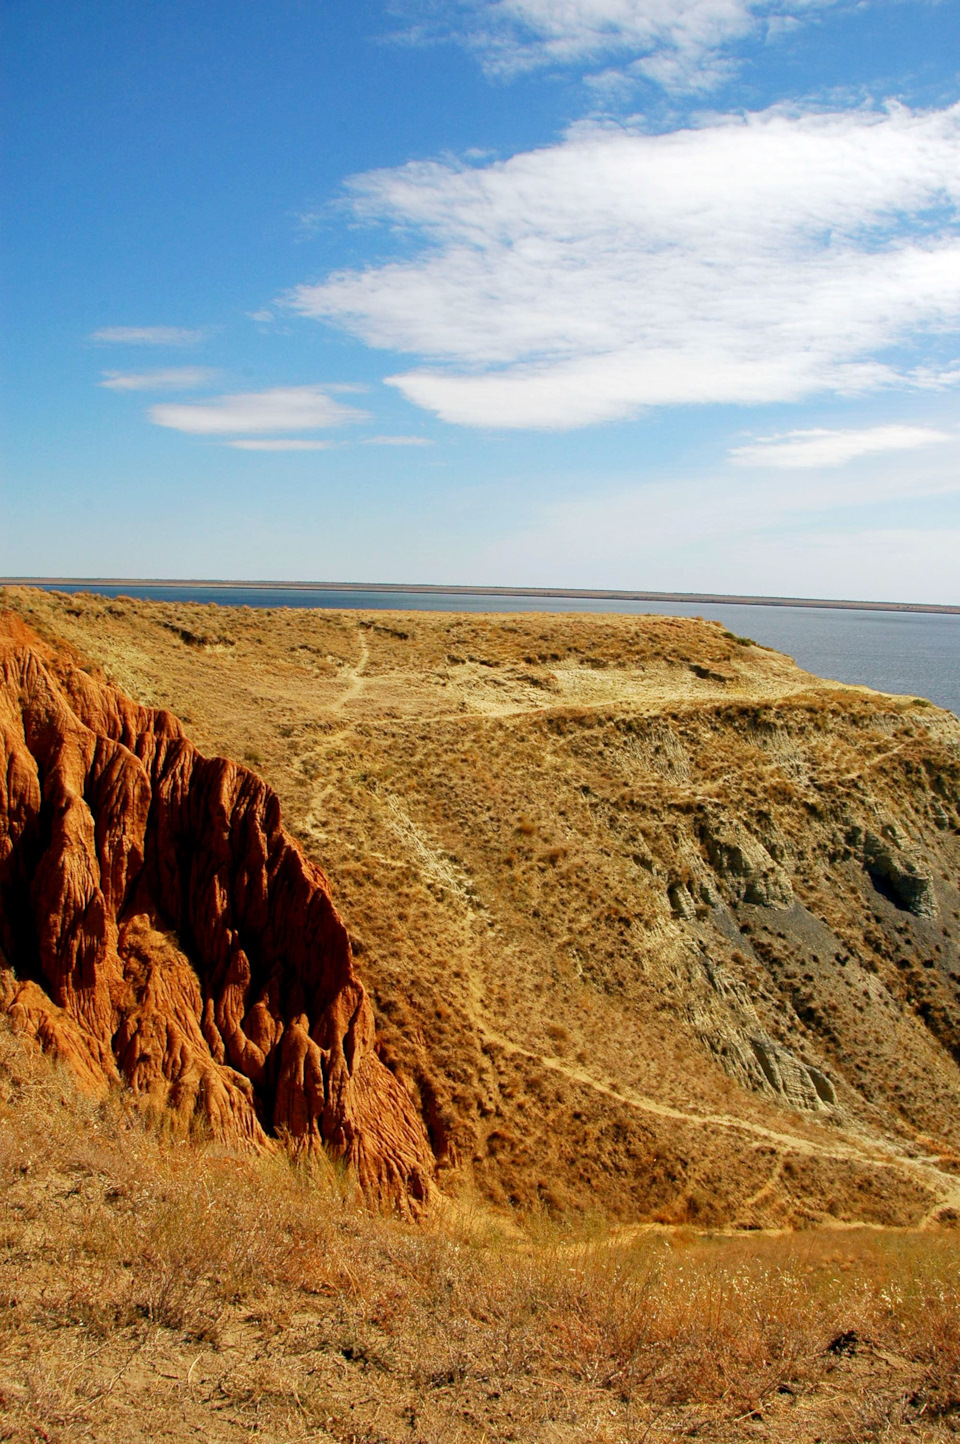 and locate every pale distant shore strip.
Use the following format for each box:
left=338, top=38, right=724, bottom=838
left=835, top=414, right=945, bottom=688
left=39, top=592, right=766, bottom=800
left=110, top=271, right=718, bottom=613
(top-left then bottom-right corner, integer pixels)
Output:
left=3, top=577, right=959, bottom=617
